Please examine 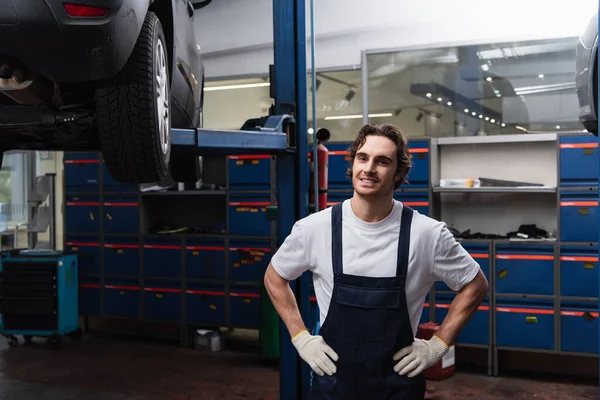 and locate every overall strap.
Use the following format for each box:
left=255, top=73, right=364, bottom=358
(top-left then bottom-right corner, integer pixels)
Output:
left=331, top=203, right=343, bottom=275
left=396, top=205, right=413, bottom=278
